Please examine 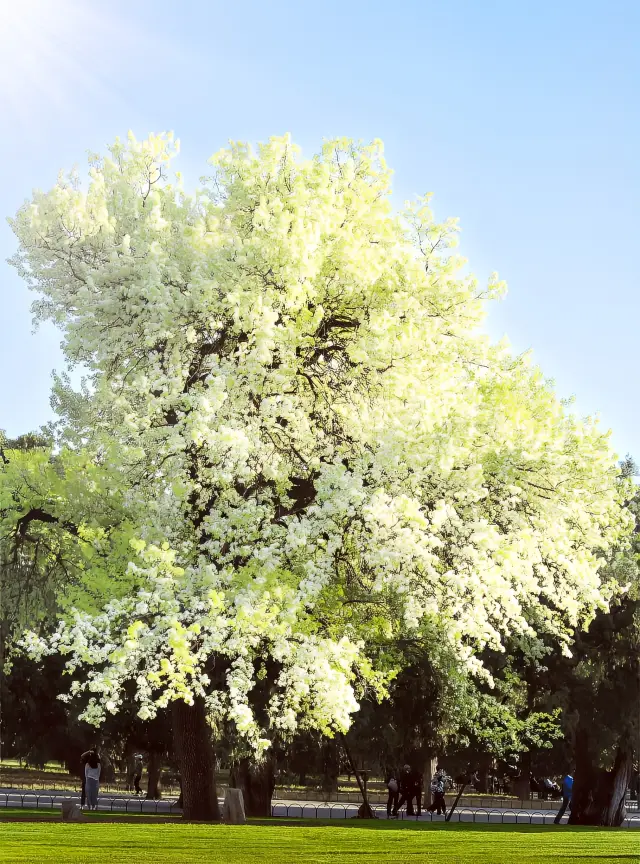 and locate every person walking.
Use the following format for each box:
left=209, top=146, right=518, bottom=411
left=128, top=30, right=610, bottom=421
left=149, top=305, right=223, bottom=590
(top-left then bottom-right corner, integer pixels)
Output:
left=407, top=767, right=423, bottom=817
left=393, top=764, right=414, bottom=816
left=132, top=754, right=144, bottom=795
left=84, top=750, right=101, bottom=811
left=386, top=771, right=399, bottom=818
left=428, top=767, right=448, bottom=816
left=554, top=773, right=573, bottom=824
left=397, top=767, right=423, bottom=817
